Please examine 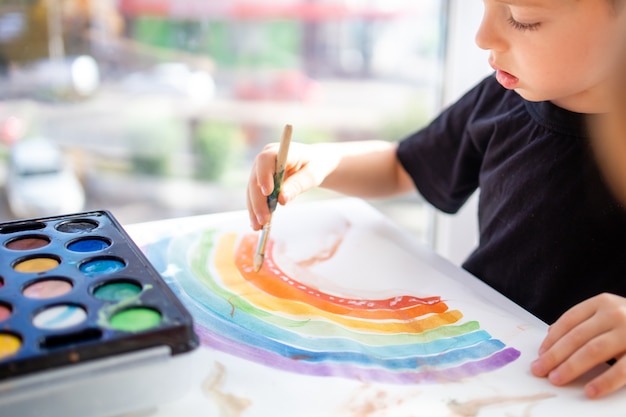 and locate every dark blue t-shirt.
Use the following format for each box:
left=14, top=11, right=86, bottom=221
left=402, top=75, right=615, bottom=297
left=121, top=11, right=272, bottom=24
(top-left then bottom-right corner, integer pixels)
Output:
left=397, top=74, right=626, bottom=324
